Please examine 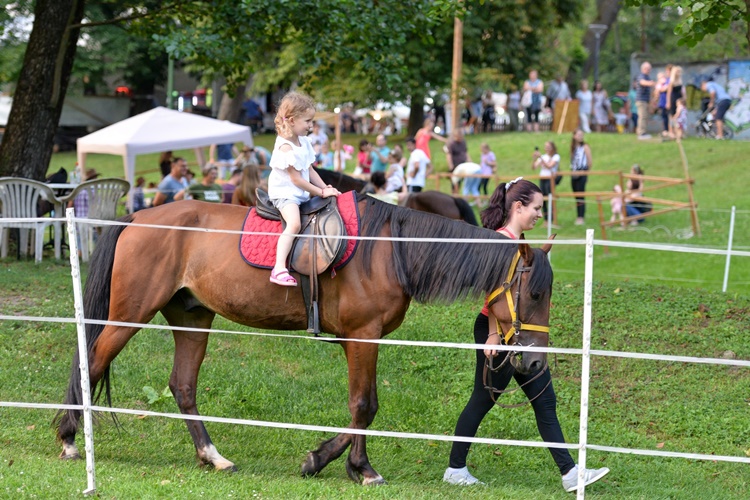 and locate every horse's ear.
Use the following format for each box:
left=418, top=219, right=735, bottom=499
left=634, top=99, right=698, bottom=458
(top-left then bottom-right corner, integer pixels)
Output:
left=541, top=233, right=557, bottom=255
left=519, top=241, right=534, bottom=265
